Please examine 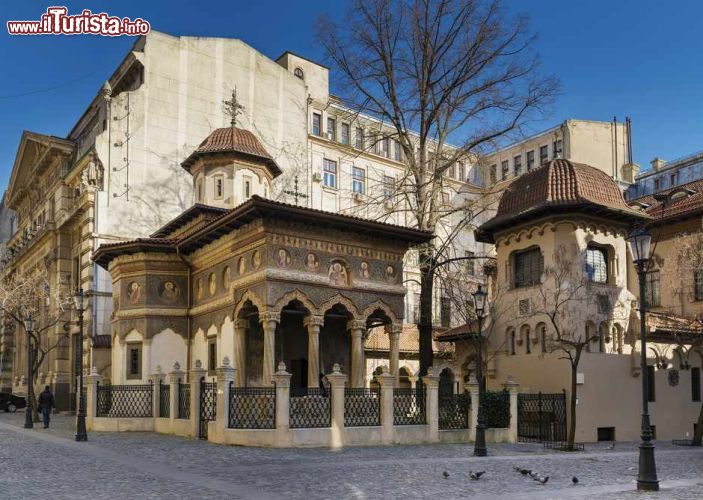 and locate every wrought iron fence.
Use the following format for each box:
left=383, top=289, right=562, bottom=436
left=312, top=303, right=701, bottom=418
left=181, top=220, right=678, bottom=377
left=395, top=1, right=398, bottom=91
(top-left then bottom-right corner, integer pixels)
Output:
left=159, top=382, right=170, bottom=418
left=484, top=390, right=510, bottom=428
left=228, top=384, right=276, bottom=429
left=199, top=381, right=217, bottom=439
left=290, top=387, right=331, bottom=428
left=517, top=392, right=566, bottom=442
left=438, top=392, right=470, bottom=430
left=393, top=387, right=426, bottom=425
left=177, top=382, right=190, bottom=419
left=344, top=388, right=380, bottom=427
left=96, top=382, right=153, bottom=418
